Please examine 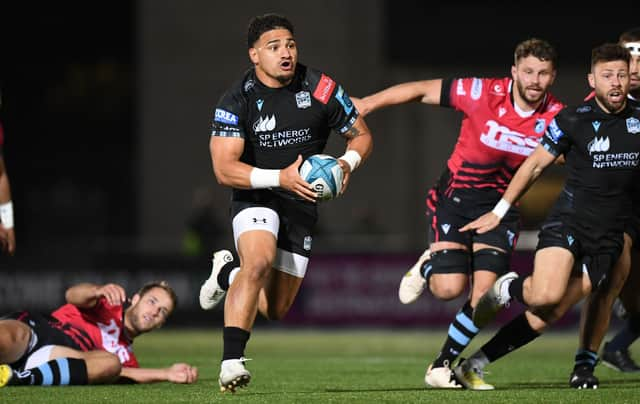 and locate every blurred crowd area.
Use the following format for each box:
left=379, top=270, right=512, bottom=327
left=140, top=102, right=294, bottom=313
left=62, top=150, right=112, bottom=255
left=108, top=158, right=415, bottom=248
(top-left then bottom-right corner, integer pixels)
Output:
left=0, top=2, right=636, bottom=273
